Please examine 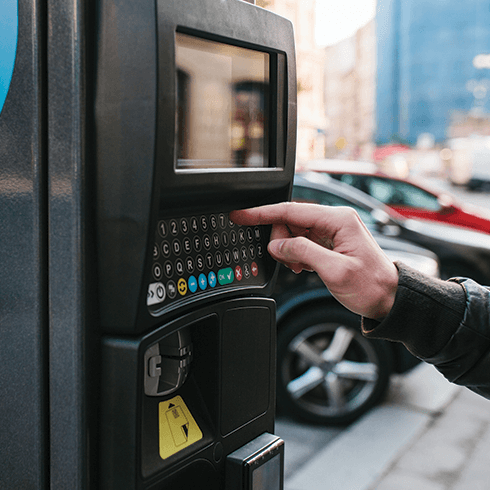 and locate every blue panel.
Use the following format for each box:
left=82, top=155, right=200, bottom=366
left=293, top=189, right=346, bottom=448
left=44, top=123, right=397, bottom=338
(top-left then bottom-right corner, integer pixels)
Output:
left=0, top=0, right=18, bottom=114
